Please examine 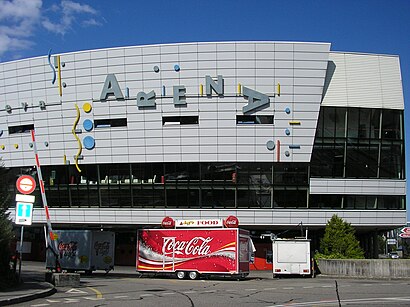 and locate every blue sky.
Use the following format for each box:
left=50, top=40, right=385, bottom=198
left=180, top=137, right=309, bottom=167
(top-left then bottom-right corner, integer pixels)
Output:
left=1, top=0, right=409, bottom=220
